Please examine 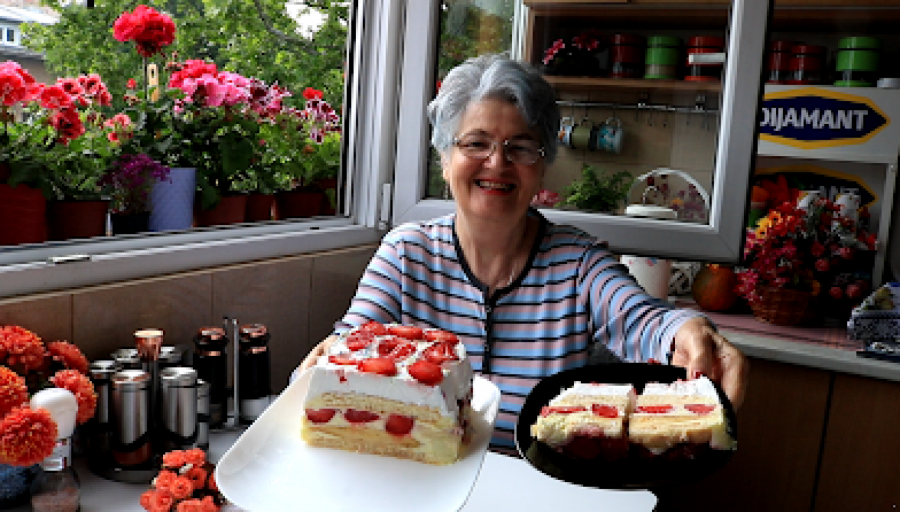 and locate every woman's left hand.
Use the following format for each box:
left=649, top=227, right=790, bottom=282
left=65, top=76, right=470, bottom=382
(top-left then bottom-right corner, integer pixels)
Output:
left=670, top=317, right=749, bottom=409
